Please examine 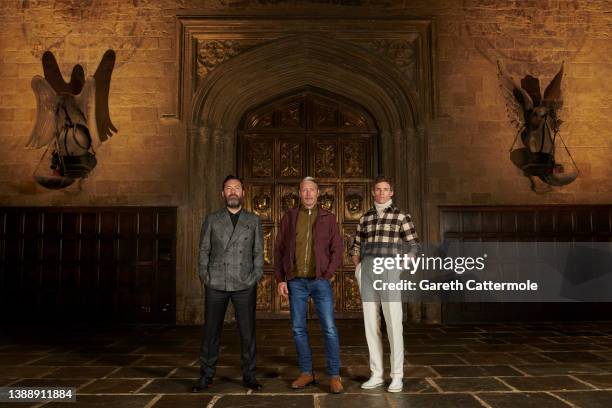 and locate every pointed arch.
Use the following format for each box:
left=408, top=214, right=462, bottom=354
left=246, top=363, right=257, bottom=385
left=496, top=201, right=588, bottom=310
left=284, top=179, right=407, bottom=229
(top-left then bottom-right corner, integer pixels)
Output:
left=191, top=34, right=422, bottom=132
